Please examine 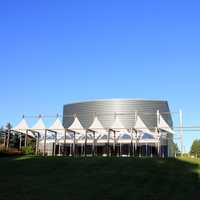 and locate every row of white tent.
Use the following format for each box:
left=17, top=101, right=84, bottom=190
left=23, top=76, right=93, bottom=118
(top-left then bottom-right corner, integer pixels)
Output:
left=13, top=111, right=174, bottom=144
